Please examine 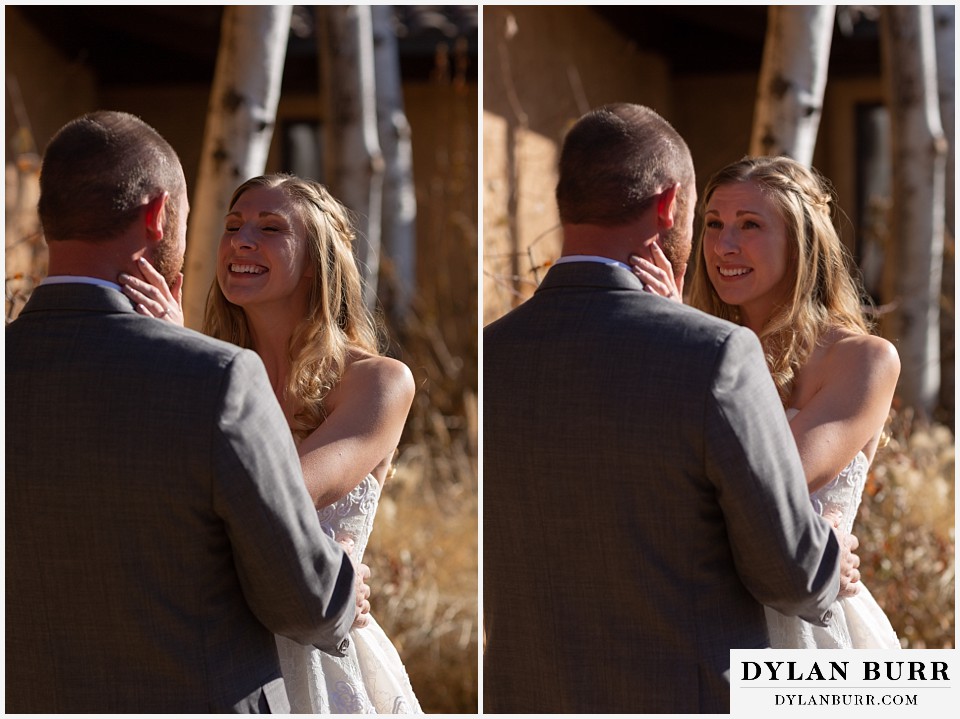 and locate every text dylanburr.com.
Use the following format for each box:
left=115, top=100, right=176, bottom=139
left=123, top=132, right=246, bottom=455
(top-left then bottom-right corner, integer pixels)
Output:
left=730, top=649, right=959, bottom=715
